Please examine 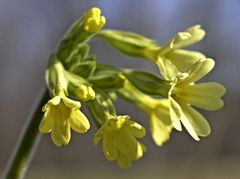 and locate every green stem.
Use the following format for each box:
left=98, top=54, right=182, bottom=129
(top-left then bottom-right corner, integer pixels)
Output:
left=3, top=88, right=50, bottom=179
